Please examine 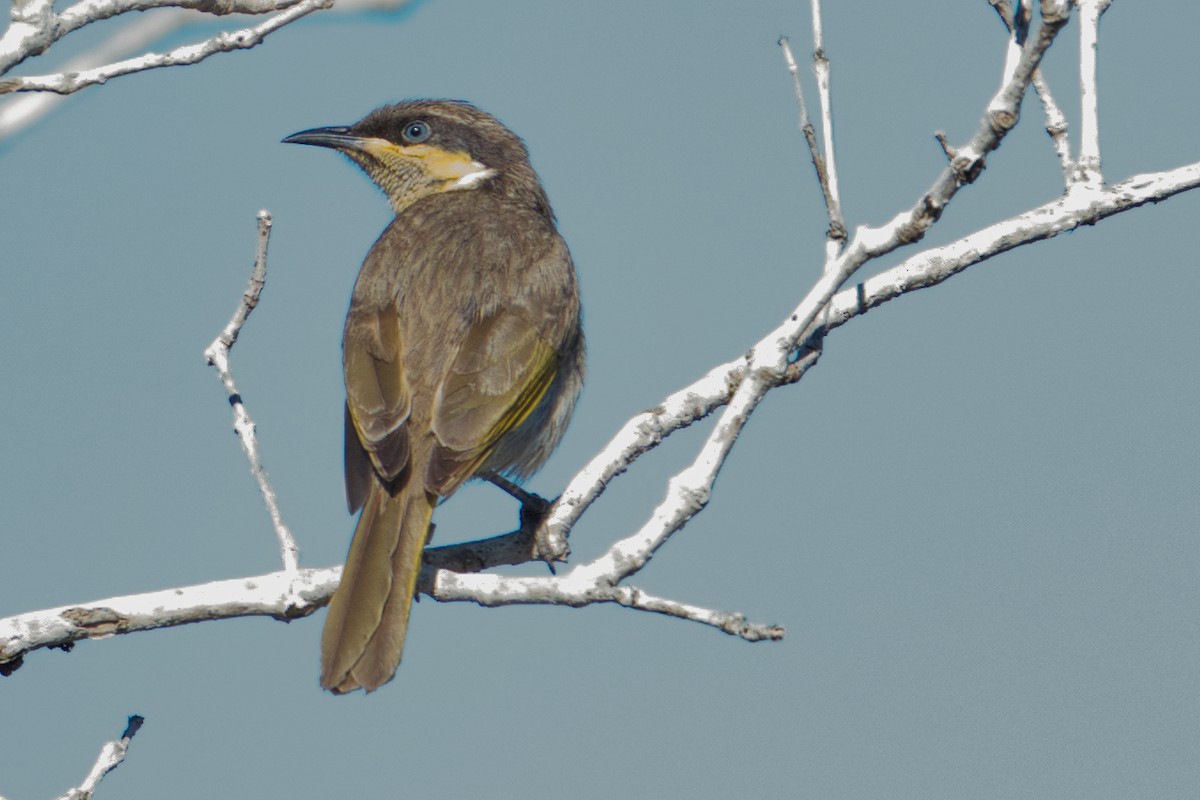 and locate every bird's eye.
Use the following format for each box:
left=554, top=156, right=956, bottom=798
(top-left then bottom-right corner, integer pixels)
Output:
left=402, top=121, right=431, bottom=143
